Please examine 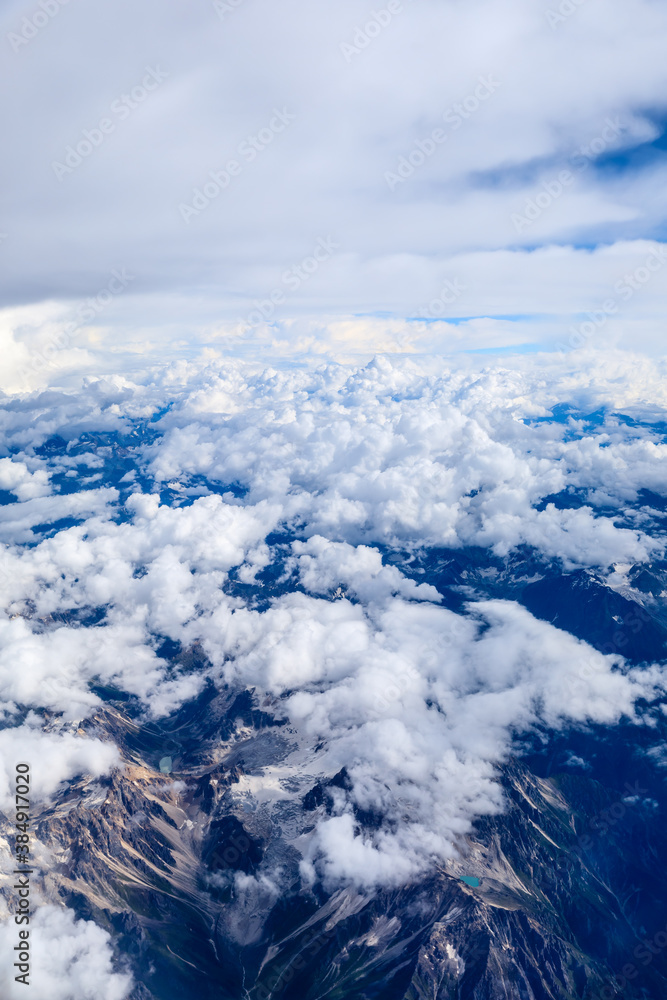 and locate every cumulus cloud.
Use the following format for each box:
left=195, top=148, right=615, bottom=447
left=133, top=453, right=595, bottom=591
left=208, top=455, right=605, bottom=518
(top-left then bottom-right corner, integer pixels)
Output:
left=0, top=488, right=118, bottom=544
left=0, top=904, right=132, bottom=1000
left=0, top=488, right=283, bottom=722
left=0, top=459, right=50, bottom=501
left=144, top=356, right=665, bottom=567
left=207, top=592, right=664, bottom=886
left=289, top=535, right=442, bottom=604
left=0, top=354, right=666, bottom=886
left=0, top=720, right=120, bottom=813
